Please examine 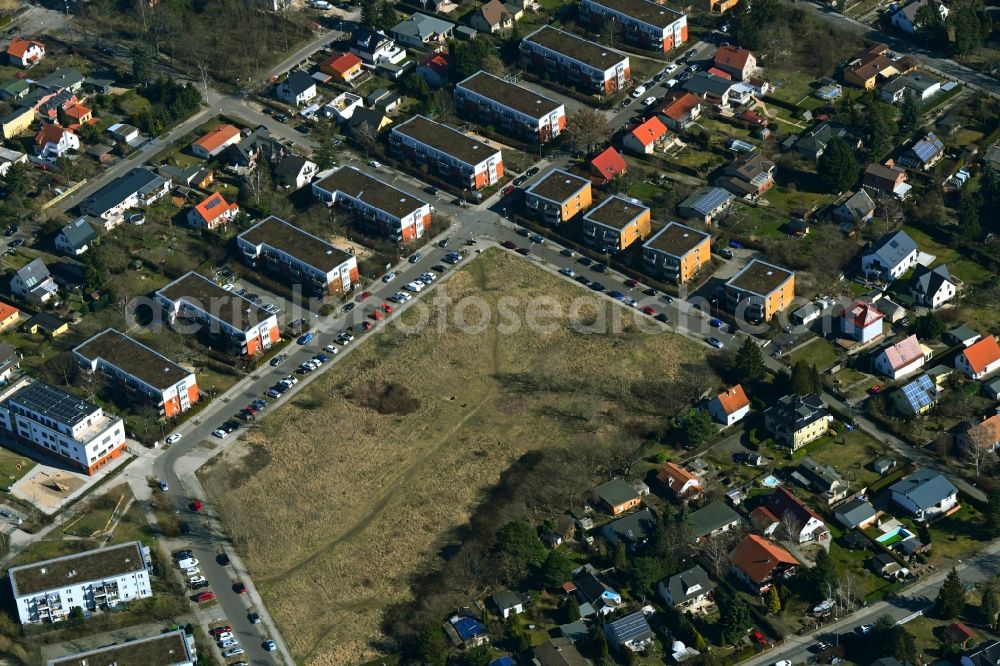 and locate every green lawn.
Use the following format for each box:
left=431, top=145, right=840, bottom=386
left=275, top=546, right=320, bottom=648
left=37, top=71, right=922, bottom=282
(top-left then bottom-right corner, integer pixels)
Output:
left=902, top=225, right=991, bottom=286
left=767, top=68, right=820, bottom=106
left=789, top=338, right=839, bottom=371
left=924, top=502, right=986, bottom=565
left=0, top=447, right=36, bottom=491
left=806, top=430, right=885, bottom=487
left=63, top=485, right=134, bottom=539
left=627, top=180, right=668, bottom=201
